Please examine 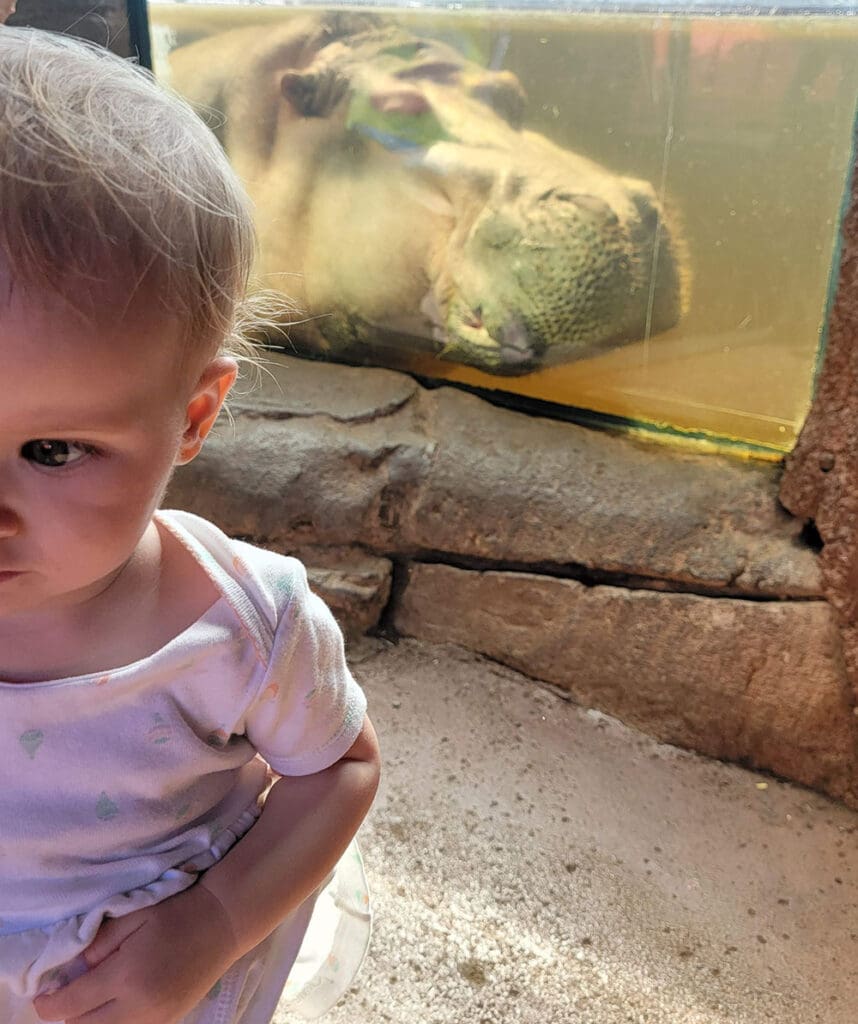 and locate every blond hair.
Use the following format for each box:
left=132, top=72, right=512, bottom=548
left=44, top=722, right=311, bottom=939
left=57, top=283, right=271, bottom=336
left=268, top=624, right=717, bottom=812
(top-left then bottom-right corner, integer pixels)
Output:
left=0, top=27, right=266, bottom=371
